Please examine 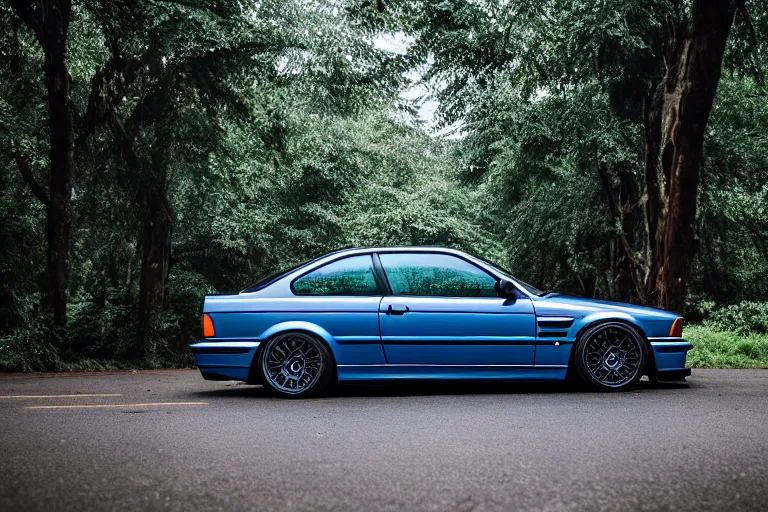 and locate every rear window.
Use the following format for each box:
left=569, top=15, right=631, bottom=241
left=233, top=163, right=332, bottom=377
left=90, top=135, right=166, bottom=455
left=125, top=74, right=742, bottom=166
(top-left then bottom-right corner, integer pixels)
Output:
left=240, top=248, right=362, bottom=293
left=241, top=260, right=317, bottom=293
